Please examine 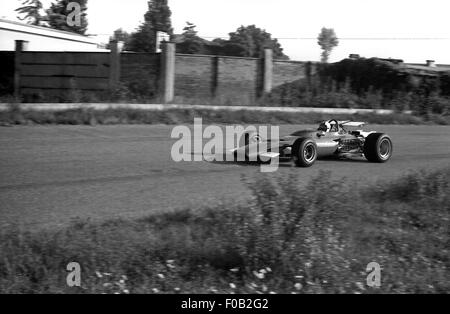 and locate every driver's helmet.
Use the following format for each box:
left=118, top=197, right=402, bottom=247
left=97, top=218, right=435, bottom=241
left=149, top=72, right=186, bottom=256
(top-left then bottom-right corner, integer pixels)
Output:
left=318, top=121, right=332, bottom=132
